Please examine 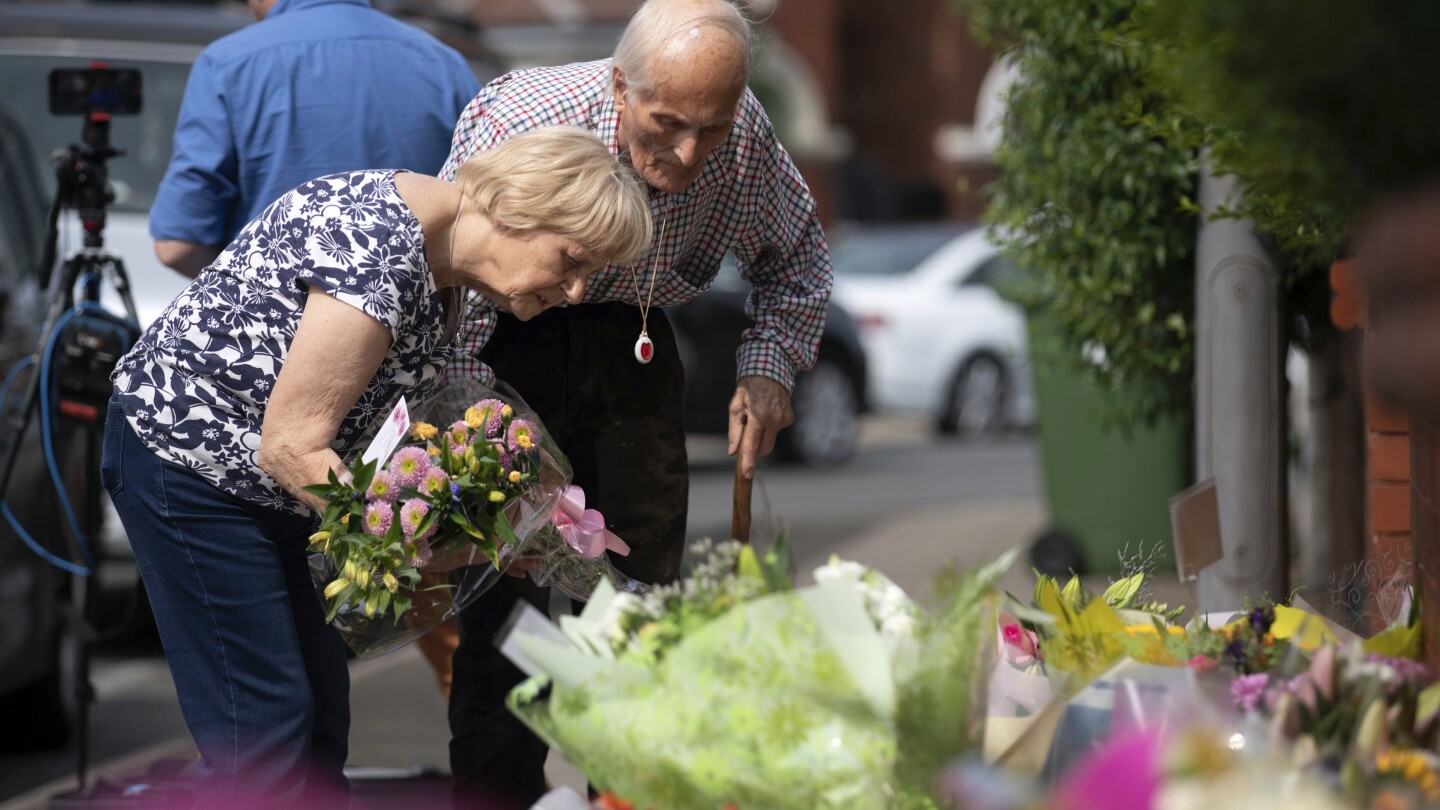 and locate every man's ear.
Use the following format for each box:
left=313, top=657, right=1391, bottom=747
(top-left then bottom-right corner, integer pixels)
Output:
left=611, top=65, right=628, bottom=111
